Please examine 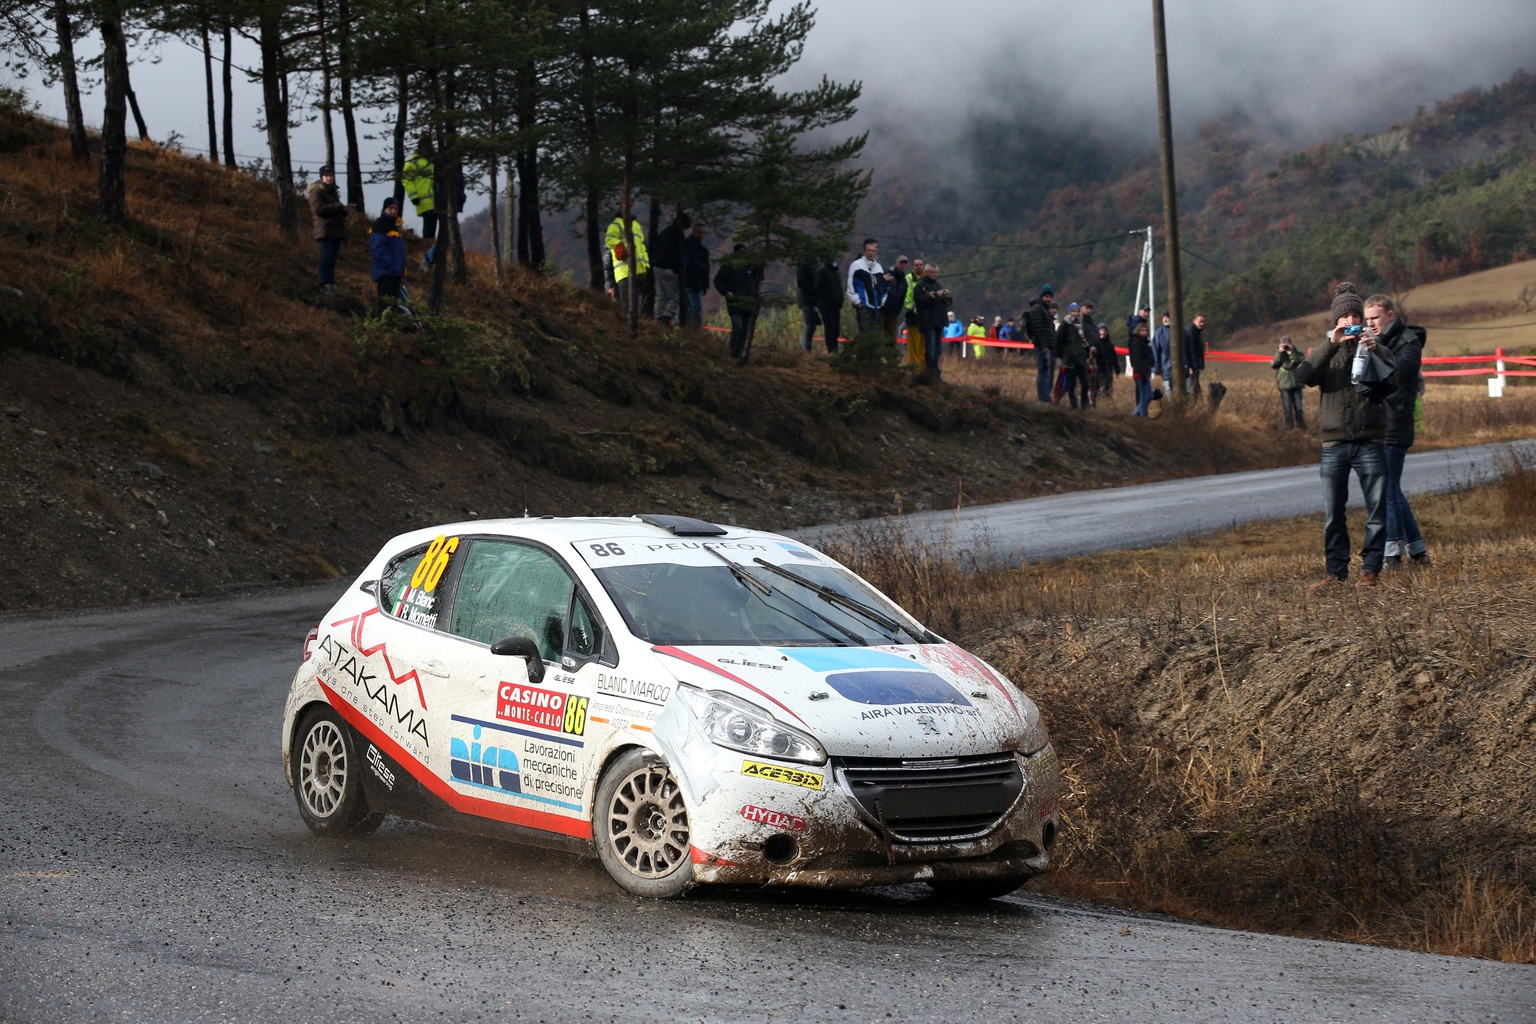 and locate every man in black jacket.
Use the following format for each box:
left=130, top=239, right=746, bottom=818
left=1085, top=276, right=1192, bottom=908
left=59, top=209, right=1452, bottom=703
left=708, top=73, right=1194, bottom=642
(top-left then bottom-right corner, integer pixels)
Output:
left=714, top=244, right=762, bottom=361
left=682, top=223, right=711, bottom=328
left=813, top=258, right=843, bottom=354
left=1365, top=293, right=1429, bottom=566
left=1022, top=285, right=1056, bottom=402
left=880, top=256, right=910, bottom=340
left=652, top=208, right=690, bottom=326
left=1294, top=283, right=1396, bottom=589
